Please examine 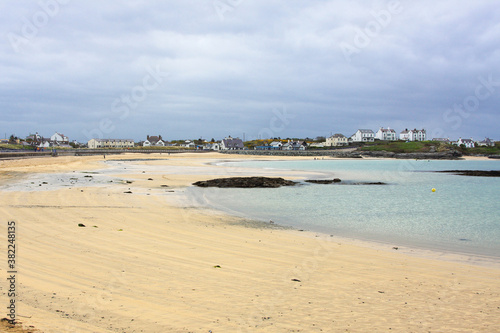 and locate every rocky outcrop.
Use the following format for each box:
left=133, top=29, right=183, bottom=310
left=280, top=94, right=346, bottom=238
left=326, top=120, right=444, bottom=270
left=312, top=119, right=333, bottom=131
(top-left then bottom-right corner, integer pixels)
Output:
left=193, top=177, right=297, bottom=188
left=305, top=179, right=388, bottom=185
left=219, top=149, right=463, bottom=159
left=357, top=150, right=463, bottom=159
left=305, top=178, right=342, bottom=184
left=436, top=170, right=500, bottom=177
